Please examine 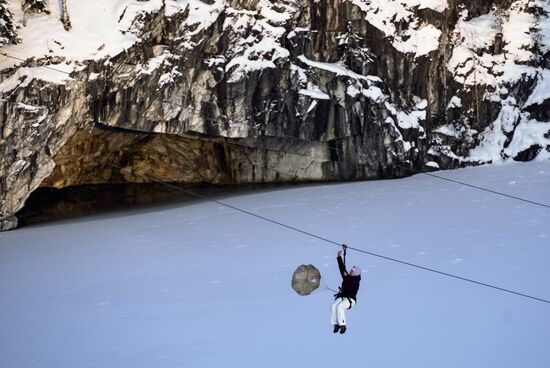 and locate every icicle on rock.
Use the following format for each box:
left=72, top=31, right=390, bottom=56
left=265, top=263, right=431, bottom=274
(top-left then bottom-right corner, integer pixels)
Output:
left=291, top=264, right=321, bottom=296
